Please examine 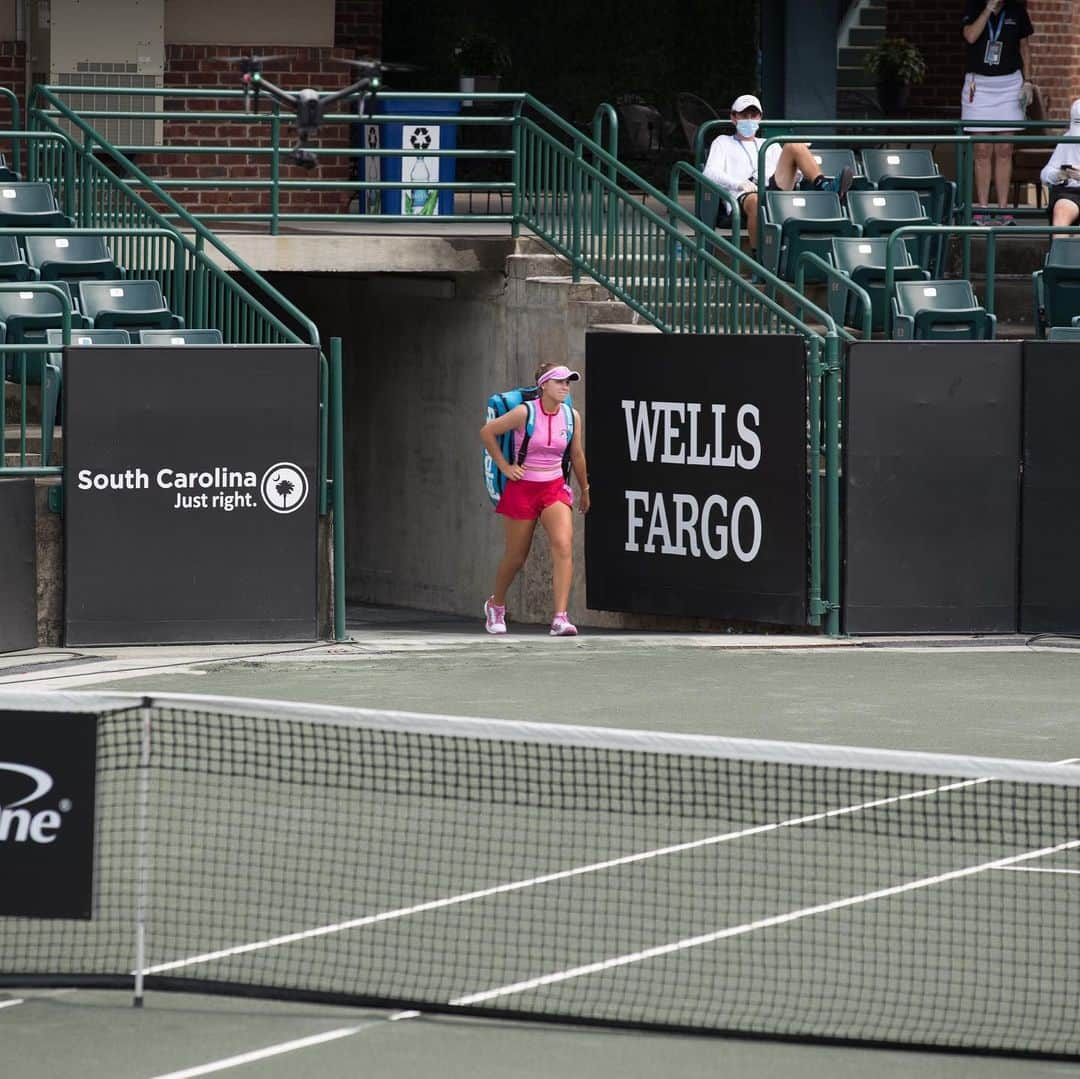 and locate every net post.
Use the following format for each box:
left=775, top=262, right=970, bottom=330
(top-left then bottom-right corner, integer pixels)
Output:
left=132, top=698, right=153, bottom=1008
